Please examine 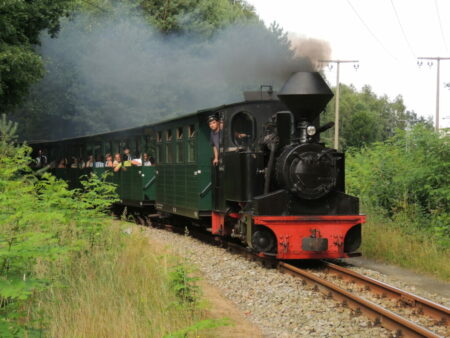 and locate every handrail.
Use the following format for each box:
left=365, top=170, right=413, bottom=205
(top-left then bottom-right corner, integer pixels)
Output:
left=199, top=182, right=212, bottom=198
left=144, top=176, right=156, bottom=189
